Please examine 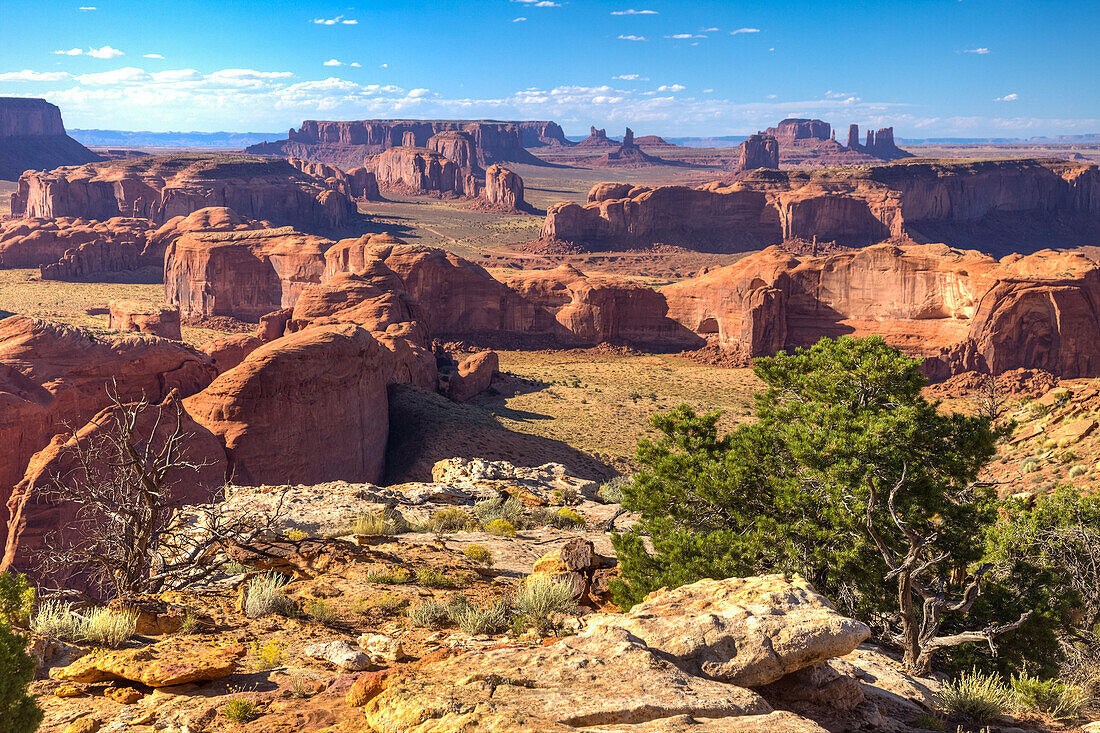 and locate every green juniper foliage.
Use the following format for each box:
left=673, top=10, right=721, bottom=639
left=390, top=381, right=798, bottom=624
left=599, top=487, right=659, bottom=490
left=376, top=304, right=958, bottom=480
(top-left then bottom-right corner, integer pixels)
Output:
left=0, top=621, right=43, bottom=733
left=611, top=336, right=1038, bottom=673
